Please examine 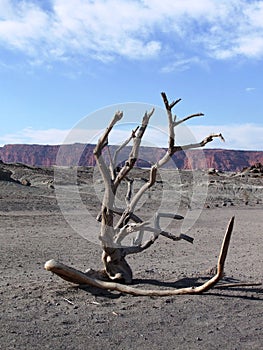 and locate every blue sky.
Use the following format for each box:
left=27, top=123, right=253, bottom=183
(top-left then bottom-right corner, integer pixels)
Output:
left=0, top=0, right=262, bottom=150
